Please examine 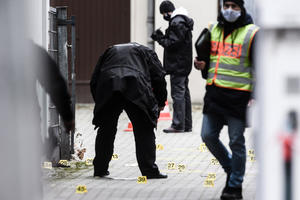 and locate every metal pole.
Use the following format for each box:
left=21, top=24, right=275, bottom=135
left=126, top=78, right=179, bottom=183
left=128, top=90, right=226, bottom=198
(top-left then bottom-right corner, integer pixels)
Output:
left=70, top=16, right=76, bottom=154
left=57, top=6, right=71, bottom=160
left=48, top=7, right=61, bottom=165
